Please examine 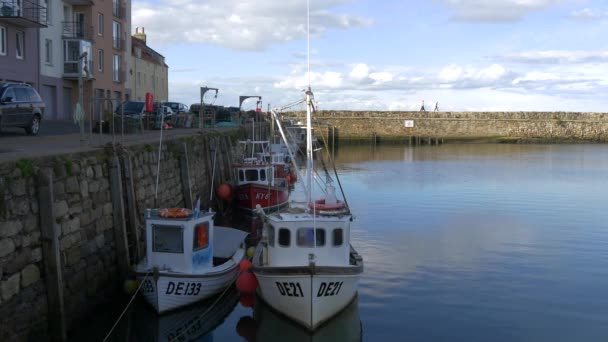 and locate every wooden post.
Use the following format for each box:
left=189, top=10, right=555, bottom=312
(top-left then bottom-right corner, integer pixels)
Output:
left=179, top=142, right=193, bottom=210
left=122, top=153, right=141, bottom=261
left=37, top=169, right=67, bottom=342
left=109, top=155, right=130, bottom=279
